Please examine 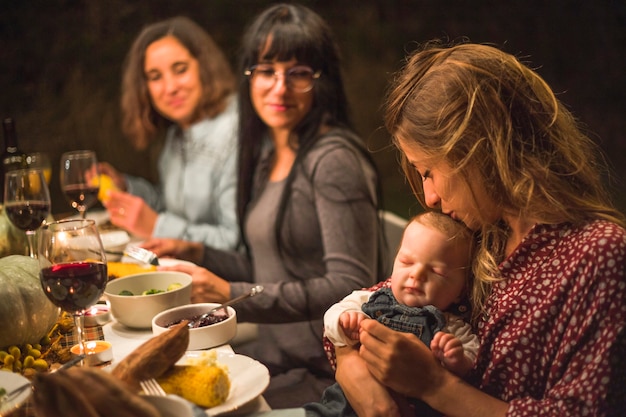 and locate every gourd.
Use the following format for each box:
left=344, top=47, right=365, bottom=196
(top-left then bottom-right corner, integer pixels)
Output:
left=0, top=205, right=28, bottom=257
left=0, top=255, right=60, bottom=347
